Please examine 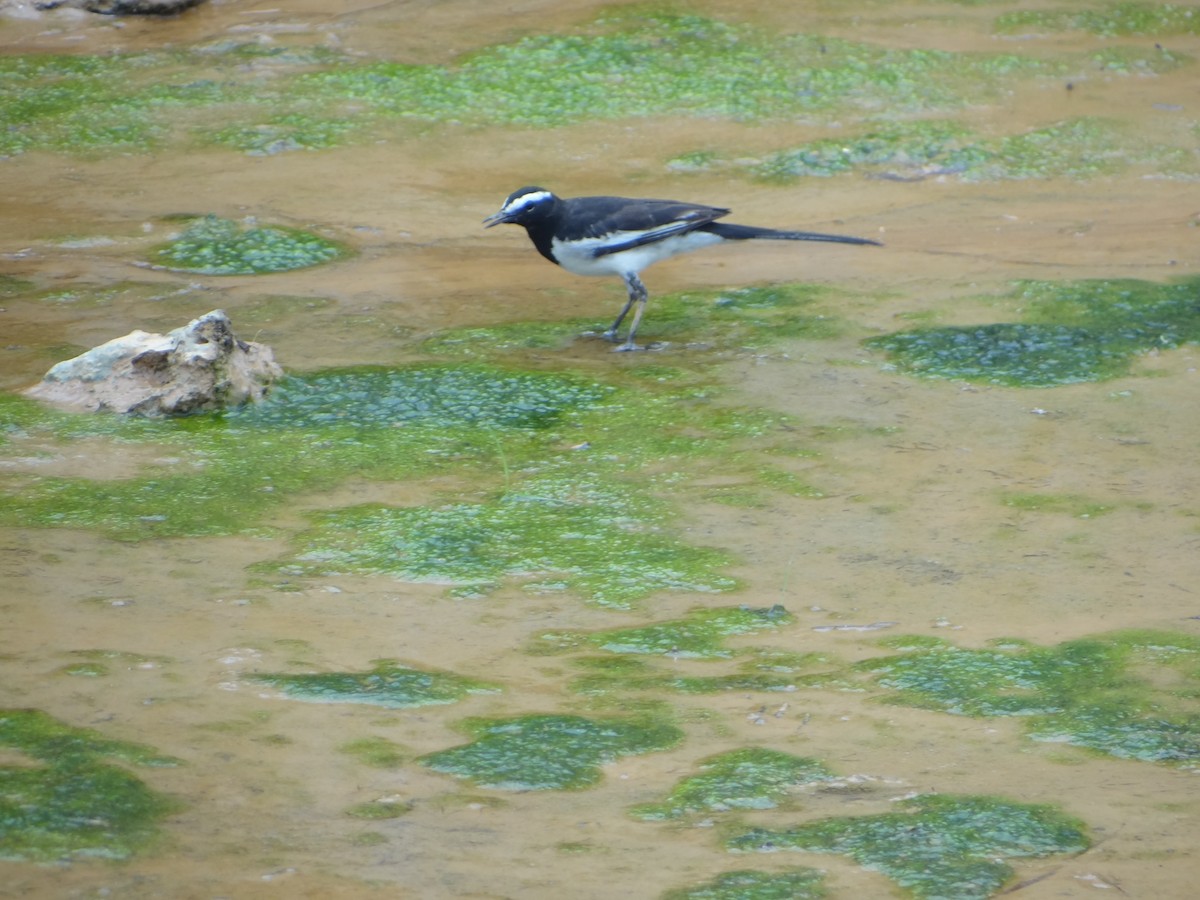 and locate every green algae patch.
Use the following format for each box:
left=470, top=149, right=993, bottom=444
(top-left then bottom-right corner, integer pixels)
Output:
left=663, top=868, right=826, bottom=900
left=0, top=53, right=171, bottom=157
left=425, top=283, right=853, bottom=356
left=279, top=473, right=737, bottom=608
left=0, top=44, right=324, bottom=158
left=996, top=3, right=1200, bottom=36
left=346, top=798, right=411, bottom=820
left=149, top=216, right=348, bottom=275
left=567, top=651, right=841, bottom=698
left=1, top=15, right=1120, bottom=158
left=298, top=13, right=1046, bottom=128
left=1001, top=492, right=1115, bottom=518
left=866, top=276, right=1200, bottom=386
left=1029, top=703, right=1200, bottom=763
left=1017, top=277, right=1200, bottom=345
left=419, top=713, right=683, bottom=790
left=208, top=114, right=358, bottom=155
left=868, top=322, right=1132, bottom=386
left=632, top=748, right=834, bottom=821
left=339, top=737, right=409, bottom=769
left=0, top=364, right=615, bottom=540
left=859, top=631, right=1200, bottom=762
left=244, top=365, right=612, bottom=431
left=537, top=605, right=792, bottom=658
left=422, top=319, right=601, bottom=357
left=249, top=660, right=498, bottom=709
left=683, top=117, right=1194, bottom=183
left=5, top=359, right=781, bottom=601
left=650, top=285, right=851, bottom=348
left=728, top=794, right=1088, bottom=900
left=55, top=649, right=172, bottom=679
left=0, top=709, right=181, bottom=862
left=862, top=637, right=1098, bottom=717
